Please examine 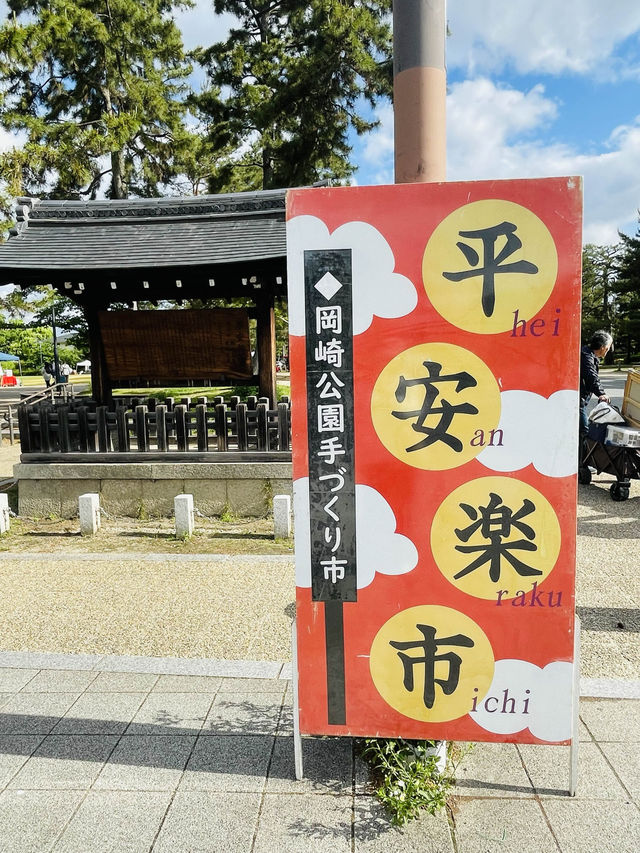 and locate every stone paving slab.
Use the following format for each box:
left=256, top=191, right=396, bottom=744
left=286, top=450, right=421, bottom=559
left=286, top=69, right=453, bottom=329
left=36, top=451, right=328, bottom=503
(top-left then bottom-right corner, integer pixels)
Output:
left=0, top=790, right=85, bottom=853
left=542, top=800, right=640, bottom=853
left=0, top=664, right=636, bottom=851
left=451, top=799, right=558, bottom=853
left=152, top=791, right=262, bottom=853
left=51, top=790, right=174, bottom=853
